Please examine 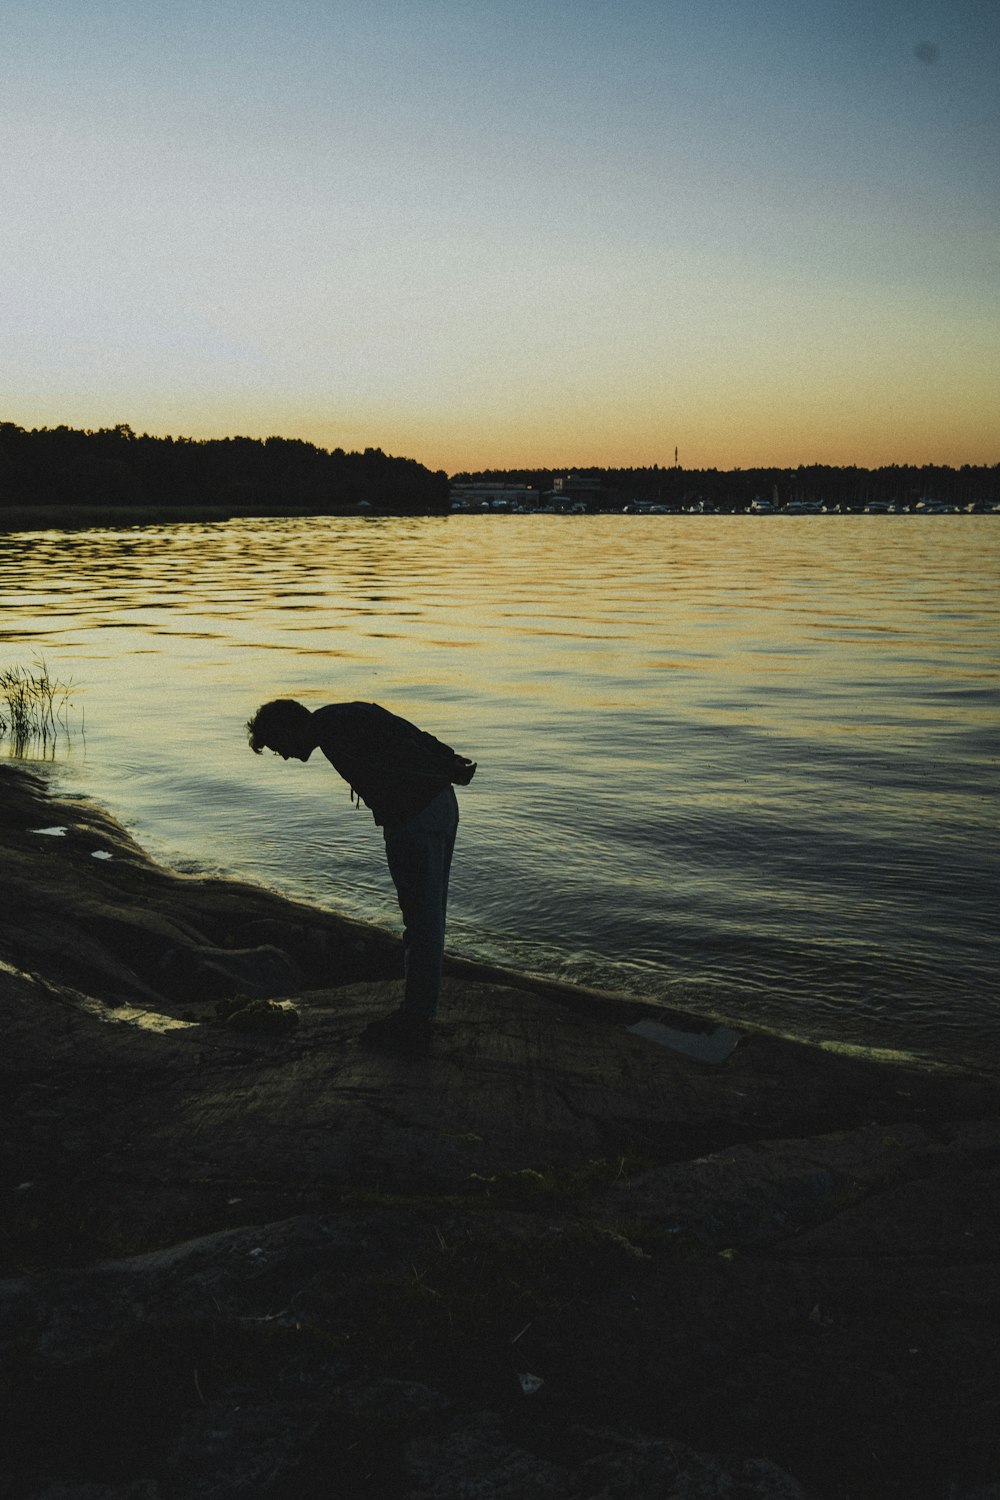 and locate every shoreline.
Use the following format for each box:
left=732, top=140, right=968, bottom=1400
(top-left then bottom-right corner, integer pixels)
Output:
left=0, top=501, right=400, bottom=533
left=2, top=759, right=999, bottom=1498
left=20, top=748, right=993, bottom=1083
left=3, top=501, right=997, bottom=535
left=6, top=755, right=983, bottom=1078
